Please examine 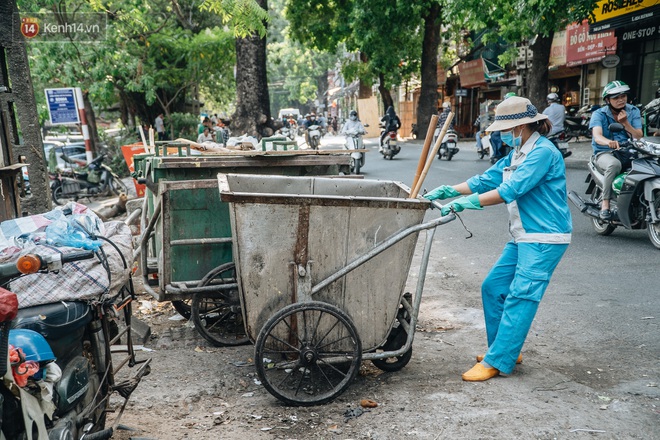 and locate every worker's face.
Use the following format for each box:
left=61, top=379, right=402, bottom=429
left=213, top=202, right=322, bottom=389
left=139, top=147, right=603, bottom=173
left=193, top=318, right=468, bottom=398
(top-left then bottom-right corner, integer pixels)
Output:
left=606, top=94, right=627, bottom=110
